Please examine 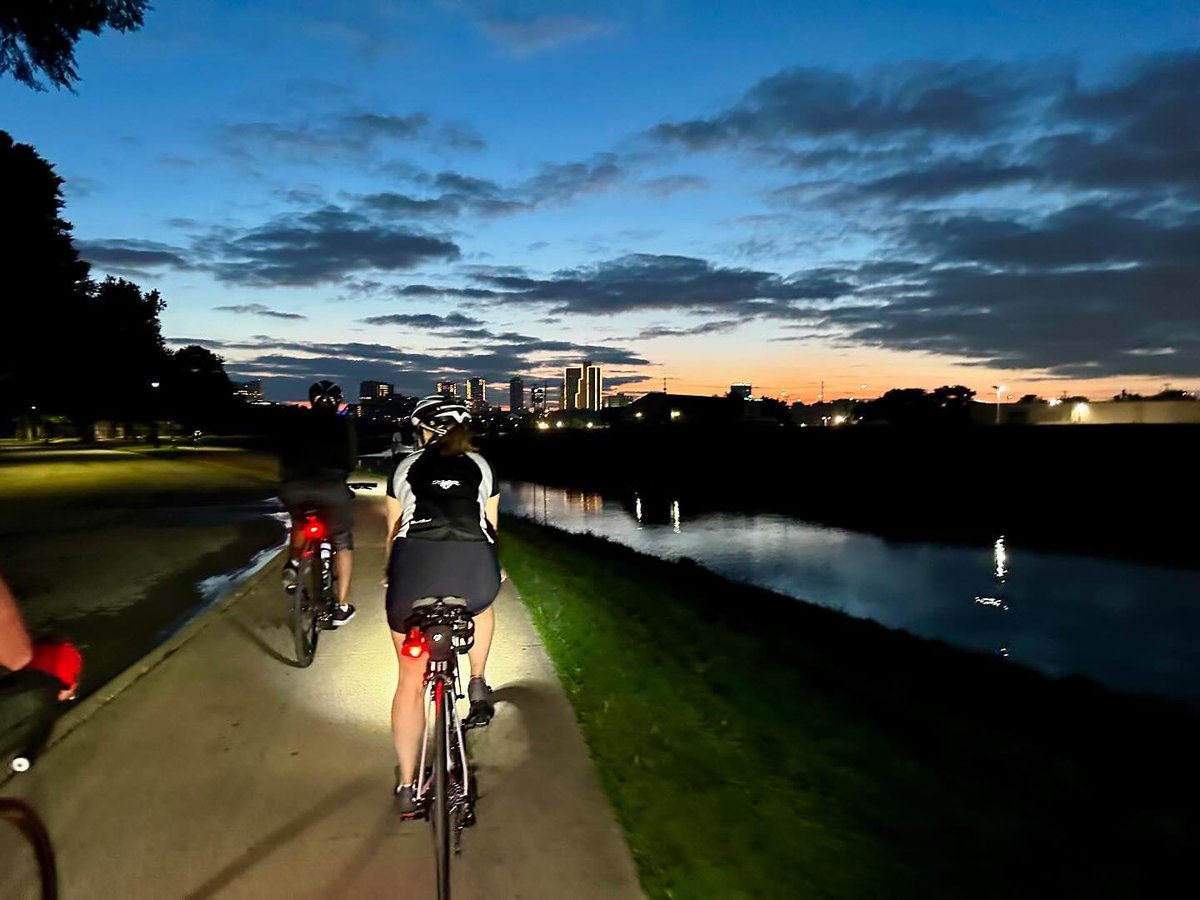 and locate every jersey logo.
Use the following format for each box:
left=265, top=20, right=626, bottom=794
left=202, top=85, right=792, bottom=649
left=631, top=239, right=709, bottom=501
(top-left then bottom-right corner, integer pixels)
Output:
left=431, top=479, right=461, bottom=490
